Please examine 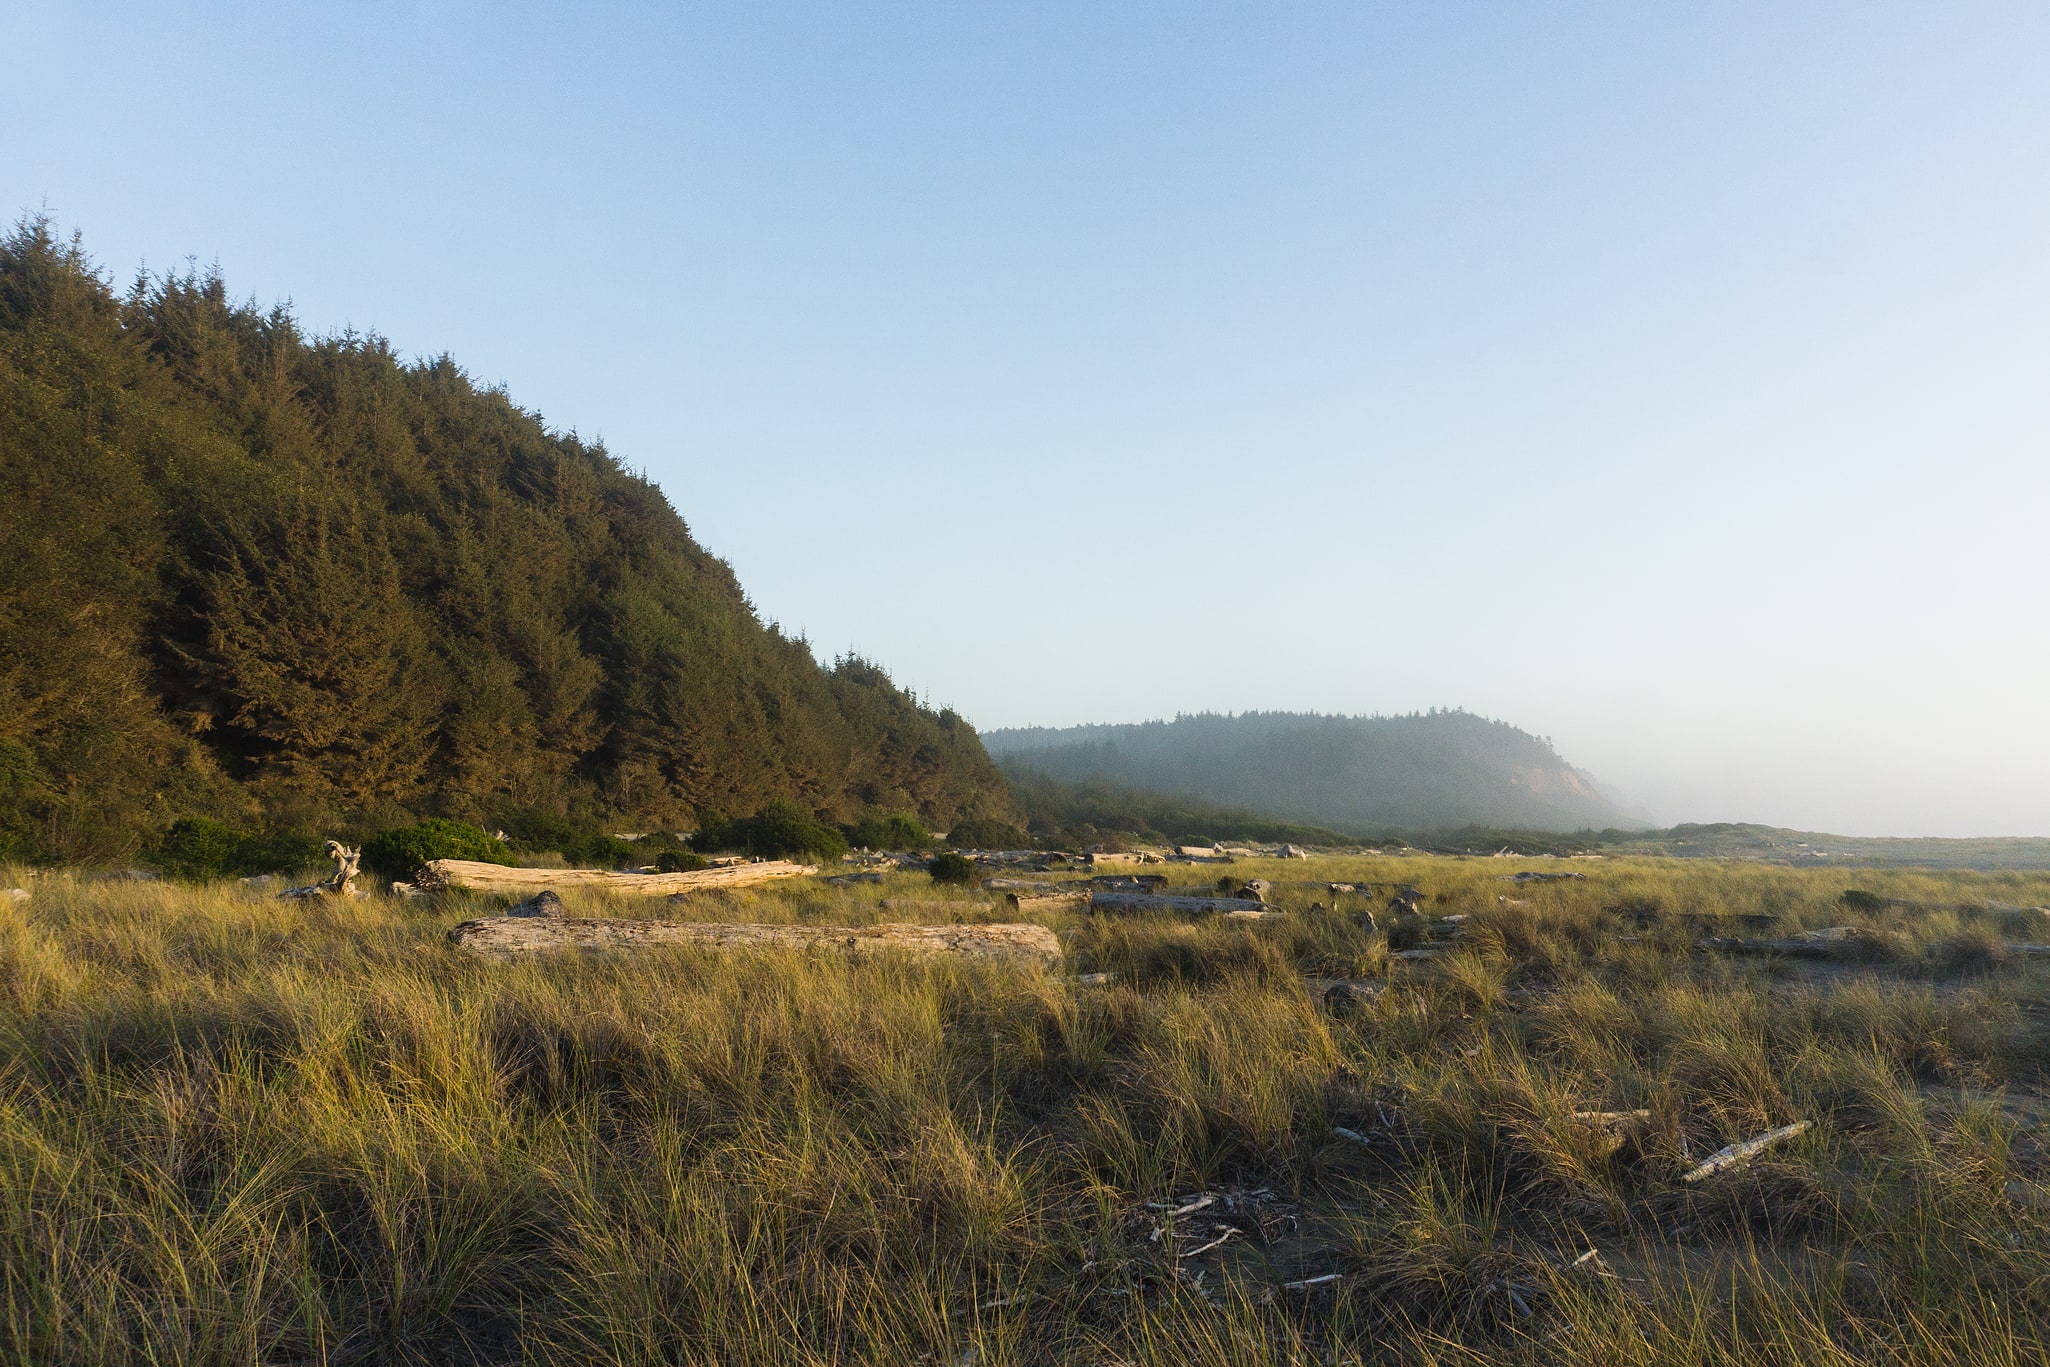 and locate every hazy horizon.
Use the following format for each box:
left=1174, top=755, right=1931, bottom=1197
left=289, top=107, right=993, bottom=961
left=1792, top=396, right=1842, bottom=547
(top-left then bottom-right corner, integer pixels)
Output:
left=10, top=3, right=2047, bottom=838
